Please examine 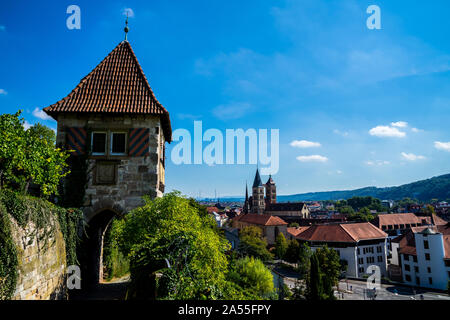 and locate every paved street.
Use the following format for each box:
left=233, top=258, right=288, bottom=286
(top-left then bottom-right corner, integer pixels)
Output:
left=337, top=279, right=450, bottom=301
